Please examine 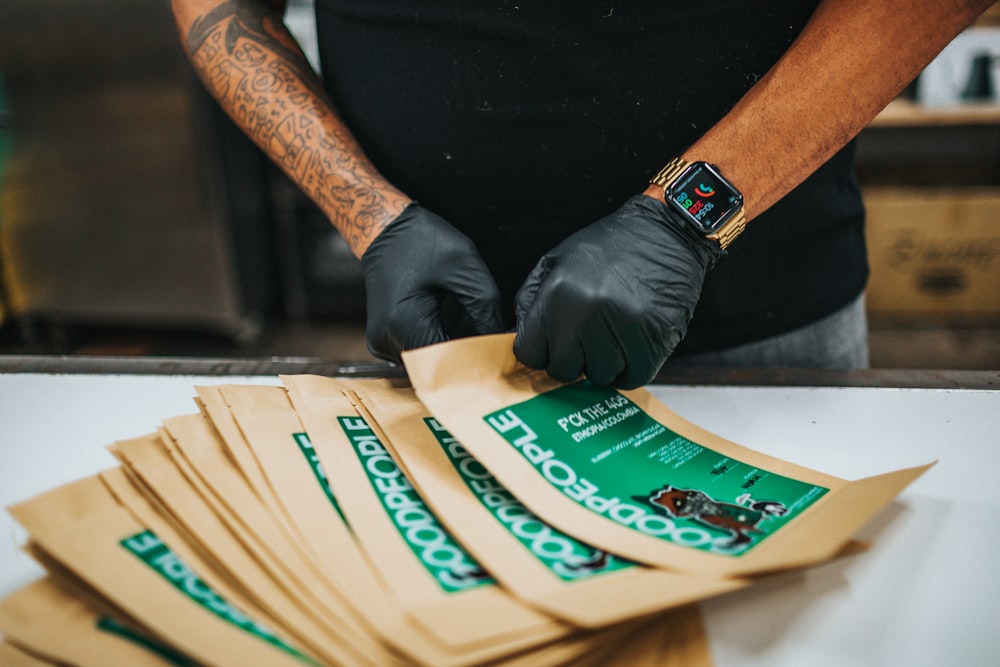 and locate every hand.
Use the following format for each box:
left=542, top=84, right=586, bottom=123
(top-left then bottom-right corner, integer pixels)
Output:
left=361, top=203, right=505, bottom=363
left=514, top=195, right=722, bottom=389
